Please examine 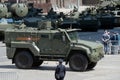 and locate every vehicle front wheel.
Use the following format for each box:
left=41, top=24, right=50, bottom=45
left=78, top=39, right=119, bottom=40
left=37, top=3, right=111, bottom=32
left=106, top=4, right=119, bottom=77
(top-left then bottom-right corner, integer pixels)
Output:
left=69, top=54, right=88, bottom=71
left=14, top=51, right=33, bottom=69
